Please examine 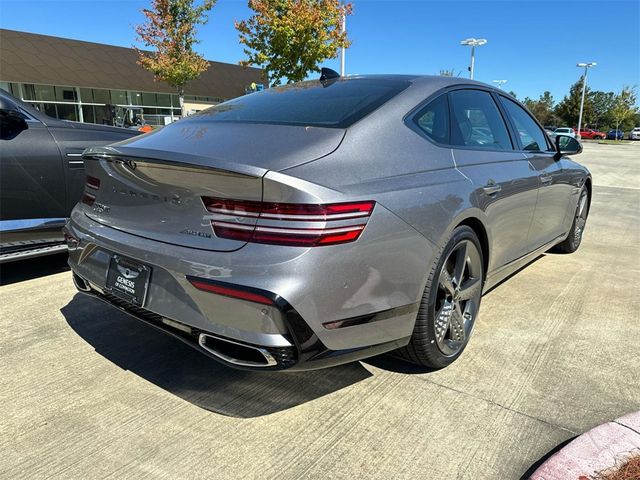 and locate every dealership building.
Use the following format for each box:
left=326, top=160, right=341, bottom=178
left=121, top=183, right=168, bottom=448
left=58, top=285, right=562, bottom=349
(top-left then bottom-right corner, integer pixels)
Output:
left=0, top=29, right=263, bottom=125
